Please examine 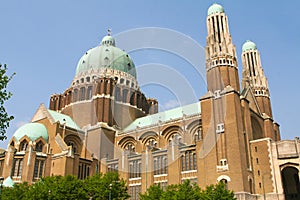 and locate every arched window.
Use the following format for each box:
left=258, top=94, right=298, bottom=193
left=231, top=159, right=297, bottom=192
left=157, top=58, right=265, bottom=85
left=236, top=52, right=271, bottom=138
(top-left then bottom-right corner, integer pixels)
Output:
left=281, top=166, right=300, bottom=199
left=80, top=87, right=86, bottom=101
left=194, top=128, right=202, bottom=142
left=73, top=89, right=78, bottom=102
left=220, top=179, right=228, bottom=190
left=87, top=86, right=93, bottom=100
left=122, top=89, right=128, bottom=103
left=35, top=141, right=43, bottom=152
left=169, top=133, right=181, bottom=146
left=217, top=175, right=231, bottom=190
left=146, top=138, right=157, bottom=149
left=67, top=141, right=77, bottom=154
left=125, top=143, right=135, bottom=153
left=114, top=87, right=121, bottom=102
left=20, top=140, right=28, bottom=151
